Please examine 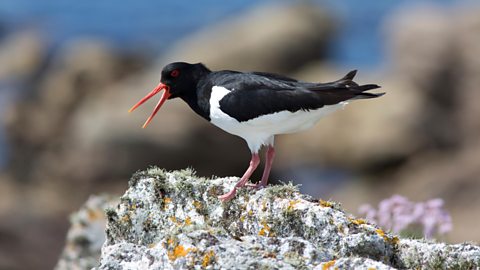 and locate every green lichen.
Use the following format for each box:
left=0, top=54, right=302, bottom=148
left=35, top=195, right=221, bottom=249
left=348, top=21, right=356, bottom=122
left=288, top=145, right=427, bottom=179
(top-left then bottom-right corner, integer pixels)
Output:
left=130, top=166, right=166, bottom=187
left=105, top=207, right=118, bottom=223
left=263, top=182, right=300, bottom=199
